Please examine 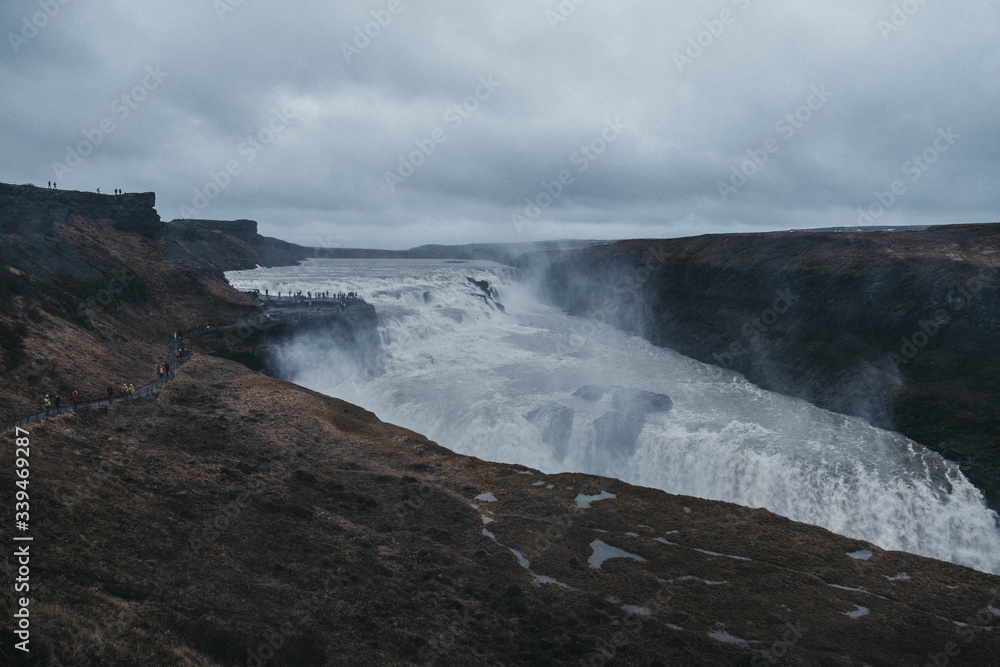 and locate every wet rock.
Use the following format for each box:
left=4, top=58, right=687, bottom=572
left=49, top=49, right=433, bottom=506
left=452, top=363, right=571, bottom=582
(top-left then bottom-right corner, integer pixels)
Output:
left=573, top=385, right=607, bottom=401
left=525, top=403, right=575, bottom=462
left=610, top=388, right=673, bottom=414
